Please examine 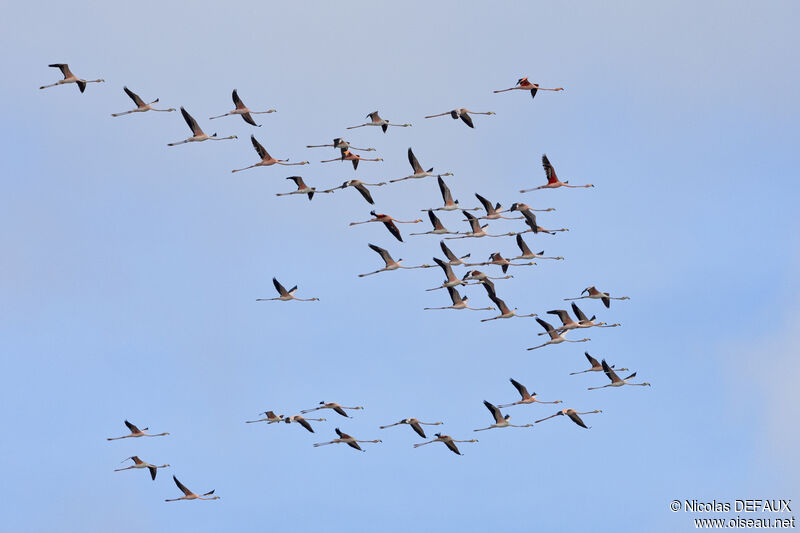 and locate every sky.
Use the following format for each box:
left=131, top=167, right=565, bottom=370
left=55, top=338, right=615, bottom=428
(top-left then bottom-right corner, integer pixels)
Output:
left=1, top=1, right=798, bottom=531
